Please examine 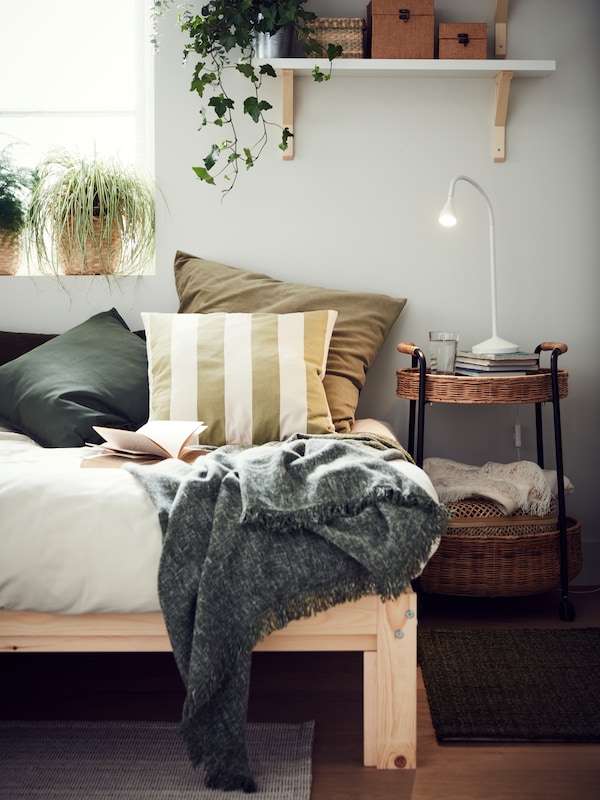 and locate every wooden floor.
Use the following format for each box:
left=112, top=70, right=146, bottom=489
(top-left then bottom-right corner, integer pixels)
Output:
left=1, top=588, right=599, bottom=799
